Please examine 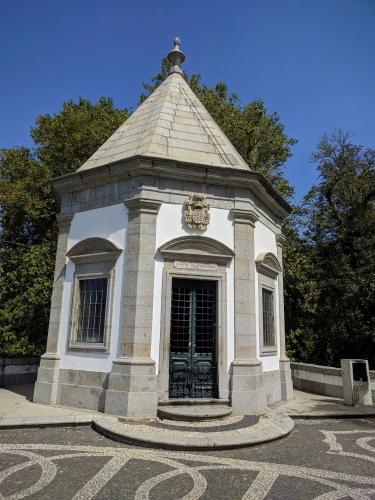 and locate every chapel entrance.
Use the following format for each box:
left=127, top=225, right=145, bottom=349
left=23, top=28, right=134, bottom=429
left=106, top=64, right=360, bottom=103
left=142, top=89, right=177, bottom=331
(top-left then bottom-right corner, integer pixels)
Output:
left=169, top=278, right=218, bottom=398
